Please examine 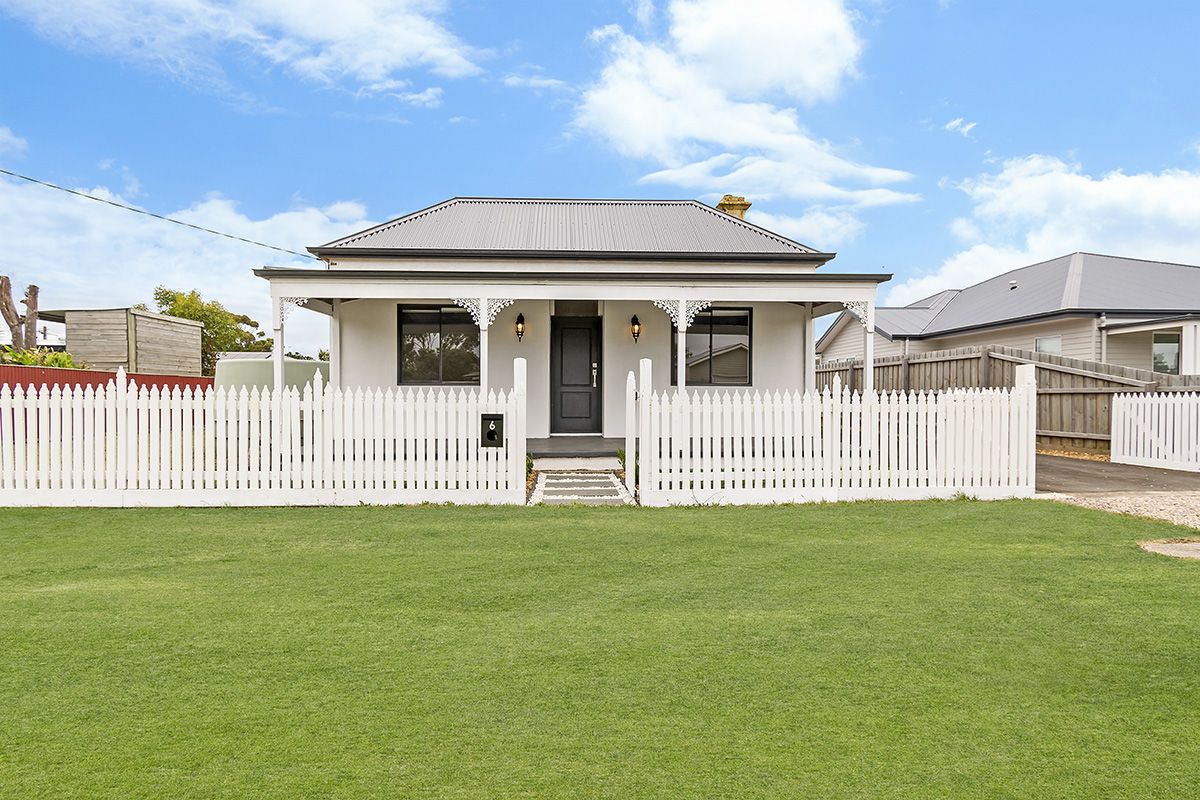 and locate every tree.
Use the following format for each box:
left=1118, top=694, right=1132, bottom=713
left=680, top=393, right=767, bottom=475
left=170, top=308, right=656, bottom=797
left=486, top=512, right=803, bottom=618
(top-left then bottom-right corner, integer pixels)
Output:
left=0, top=275, right=39, bottom=349
left=146, top=287, right=271, bottom=375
